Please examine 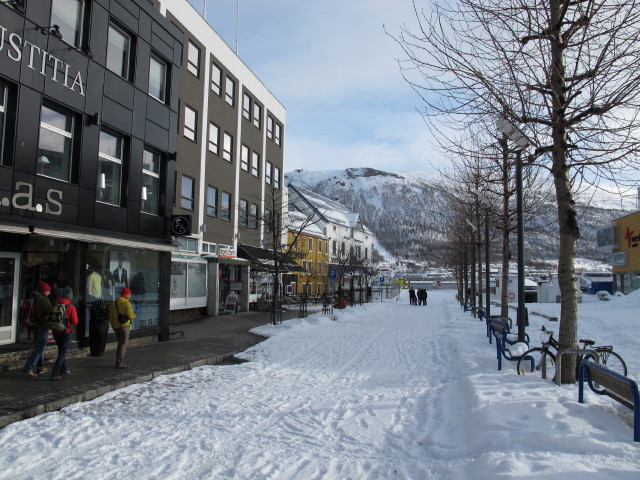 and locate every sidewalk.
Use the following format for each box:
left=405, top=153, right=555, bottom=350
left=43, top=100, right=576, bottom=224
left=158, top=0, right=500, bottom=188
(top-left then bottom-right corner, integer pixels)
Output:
left=0, top=309, right=301, bottom=428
